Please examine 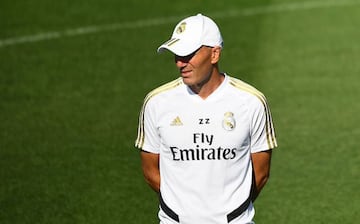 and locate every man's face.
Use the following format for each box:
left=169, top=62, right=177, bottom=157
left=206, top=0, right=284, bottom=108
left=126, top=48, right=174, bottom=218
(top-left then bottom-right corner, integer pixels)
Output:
left=174, top=46, right=215, bottom=87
